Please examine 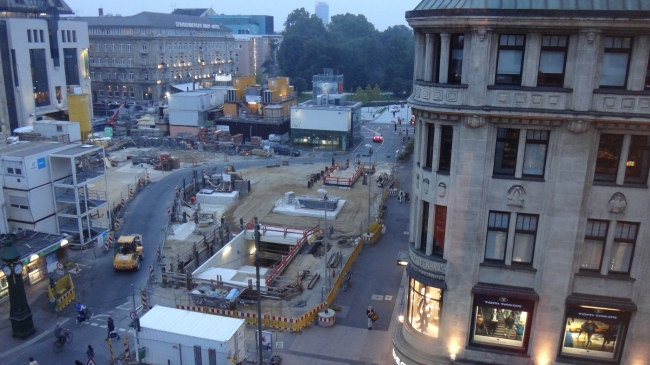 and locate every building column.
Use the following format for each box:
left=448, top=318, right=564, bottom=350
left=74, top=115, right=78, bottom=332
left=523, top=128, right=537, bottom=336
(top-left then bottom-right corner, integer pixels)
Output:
left=627, top=36, right=650, bottom=91
left=413, top=31, right=424, bottom=81
left=616, top=135, right=632, bottom=185
left=600, top=220, right=618, bottom=276
left=515, top=129, right=527, bottom=178
left=414, top=199, right=423, bottom=250
left=571, top=30, right=601, bottom=111
left=468, top=28, right=492, bottom=107
left=431, top=124, right=442, bottom=172
left=425, top=202, right=435, bottom=256
left=438, top=33, right=451, bottom=84
left=521, top=33, right=542, bottom=87
left=424, top=33, right=435, bottom=82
